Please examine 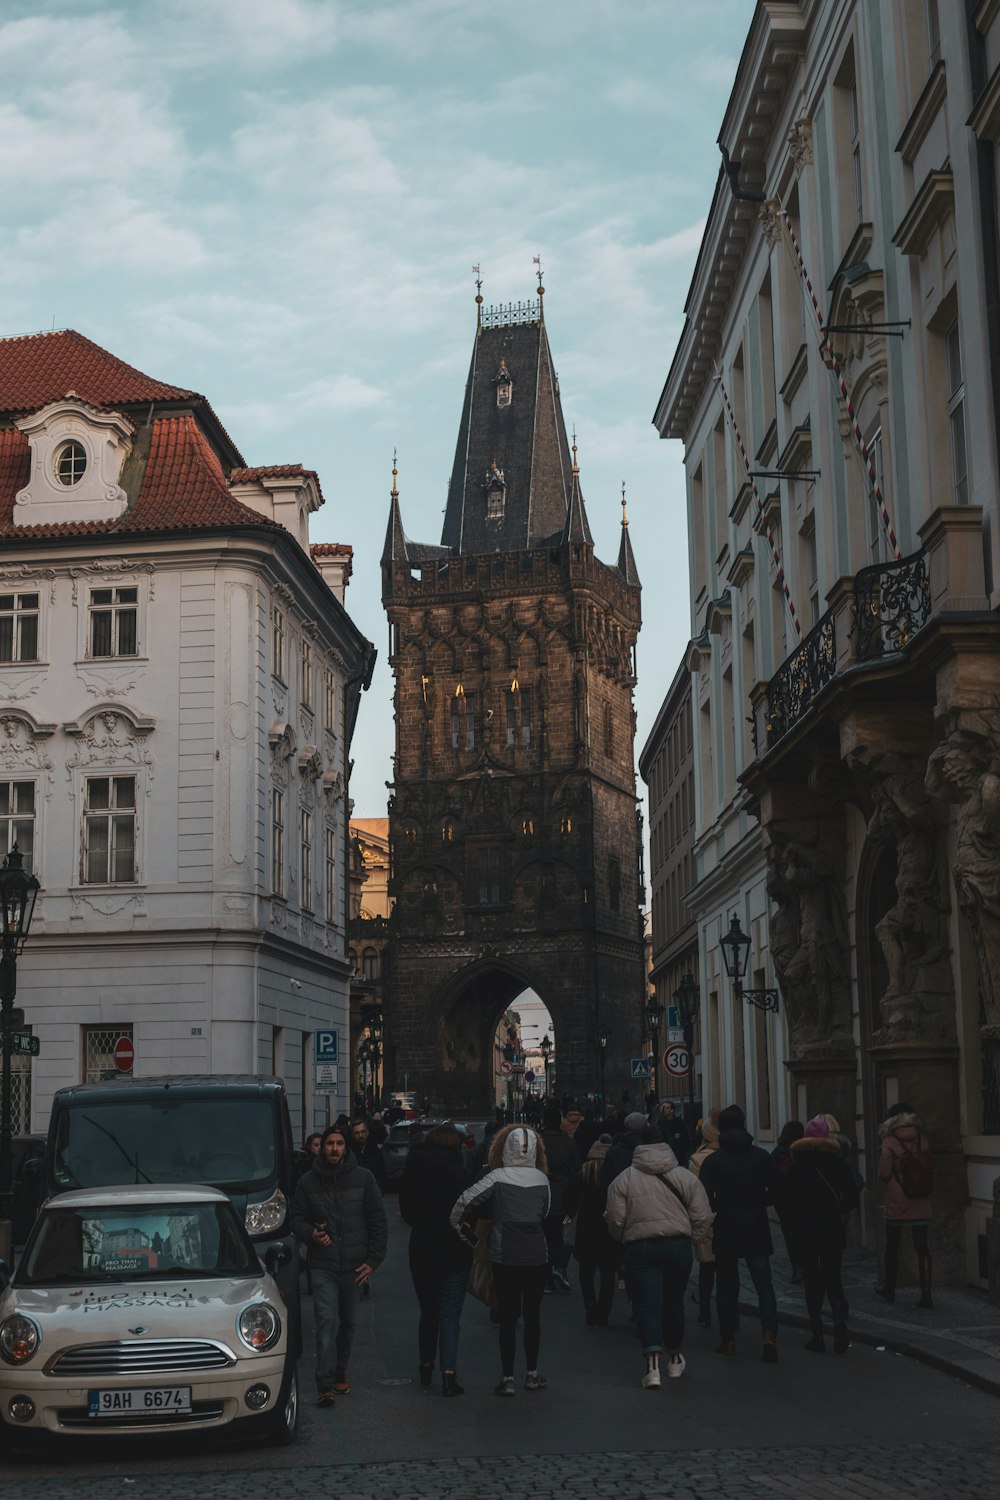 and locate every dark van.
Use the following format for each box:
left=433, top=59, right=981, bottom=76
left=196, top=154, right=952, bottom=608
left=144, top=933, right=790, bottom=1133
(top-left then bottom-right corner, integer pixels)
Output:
left=44, top=1076, right=302, bottom=1346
